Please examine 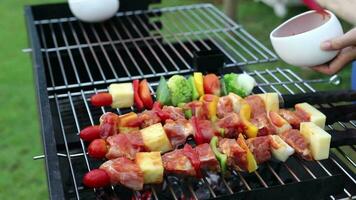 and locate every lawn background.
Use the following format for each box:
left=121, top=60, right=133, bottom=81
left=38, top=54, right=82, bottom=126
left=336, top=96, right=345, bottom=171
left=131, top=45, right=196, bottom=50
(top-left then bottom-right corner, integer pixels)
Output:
left=0, top=0, right=352, bottom=199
